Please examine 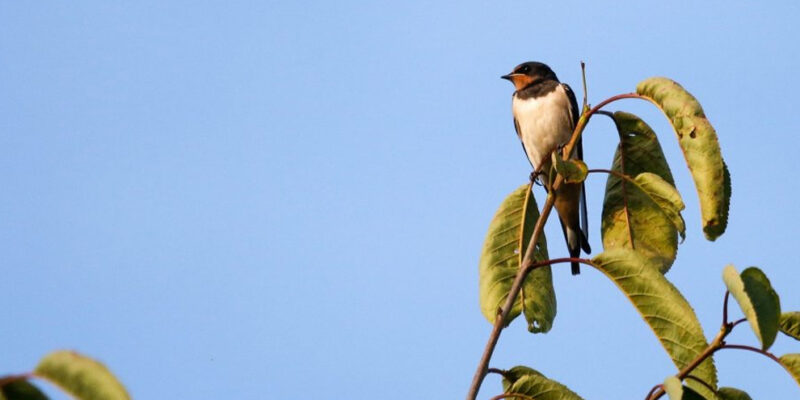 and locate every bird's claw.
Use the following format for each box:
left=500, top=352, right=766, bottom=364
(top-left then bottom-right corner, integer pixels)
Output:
left=530, top=171, right=543, bottom=186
